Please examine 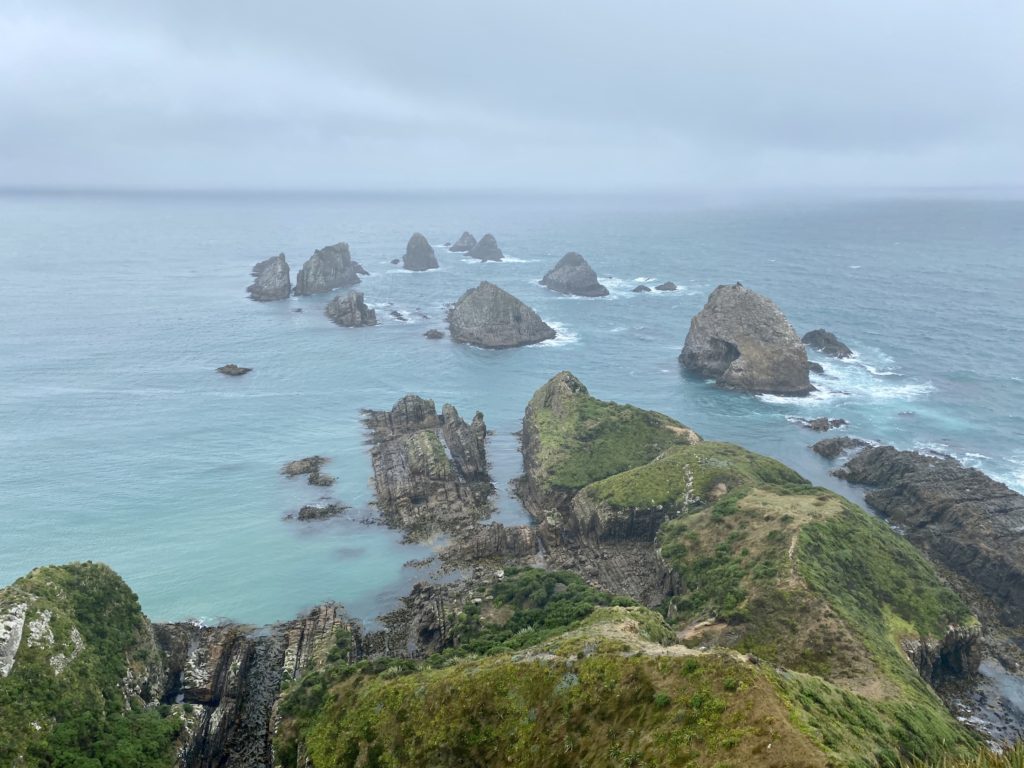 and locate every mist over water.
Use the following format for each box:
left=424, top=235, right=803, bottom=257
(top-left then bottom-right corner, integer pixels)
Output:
left=1, top=190, right=1022, bottom=625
